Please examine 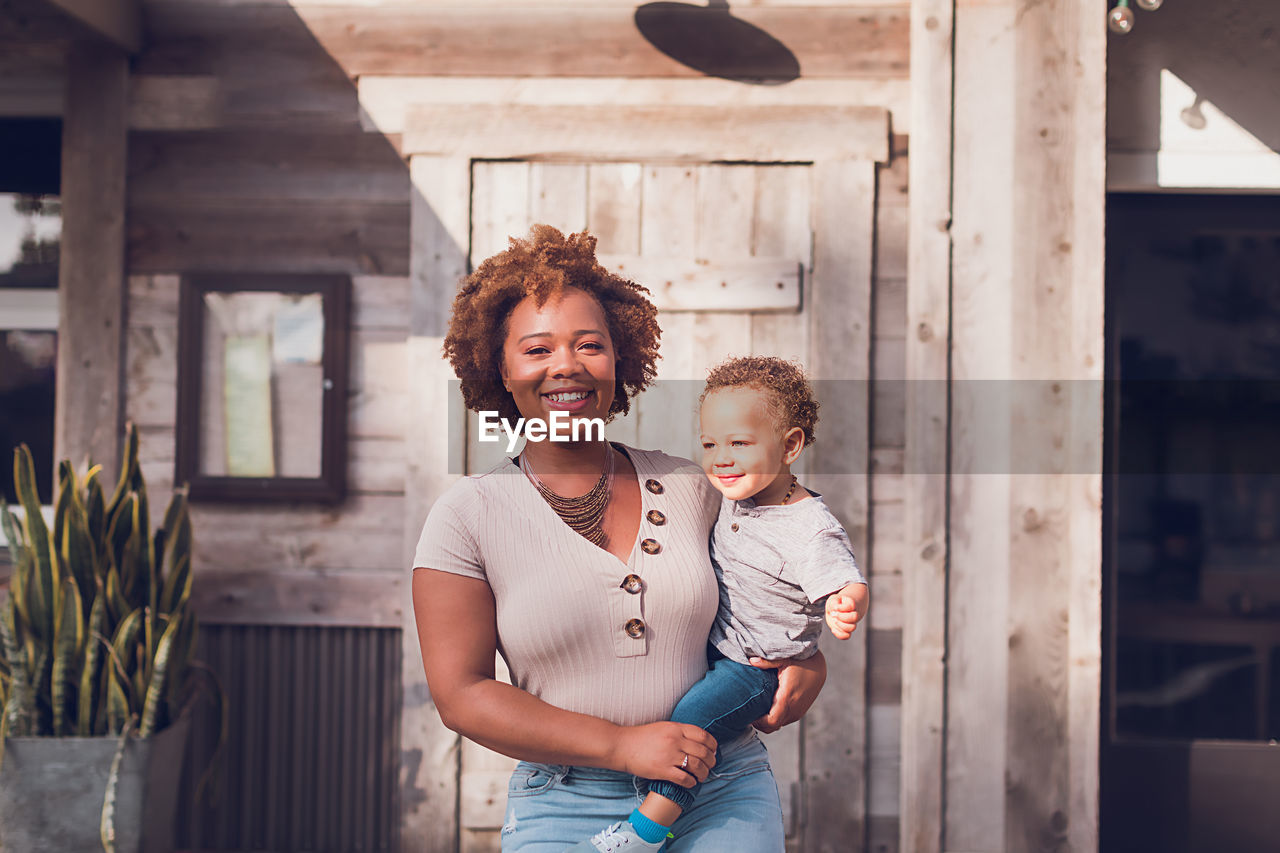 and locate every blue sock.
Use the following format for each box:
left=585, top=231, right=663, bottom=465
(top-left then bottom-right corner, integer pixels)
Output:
left=628, top=808, right=671, bottom=844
